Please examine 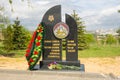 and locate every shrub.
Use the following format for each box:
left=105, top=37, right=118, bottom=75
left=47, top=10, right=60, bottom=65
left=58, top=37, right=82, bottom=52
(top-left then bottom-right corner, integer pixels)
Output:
left=0, top=49, right=15, bottom=57
left=106, top=34, right=117, bottom=45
